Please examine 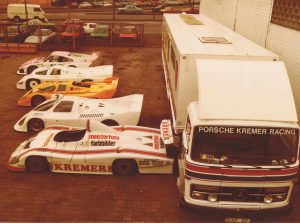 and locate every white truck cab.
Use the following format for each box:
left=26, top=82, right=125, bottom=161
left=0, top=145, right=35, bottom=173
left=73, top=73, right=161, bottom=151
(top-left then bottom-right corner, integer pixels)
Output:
left=7, top=4, right=45, bottom=22
left=161, top=14, right=299, bottom=212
